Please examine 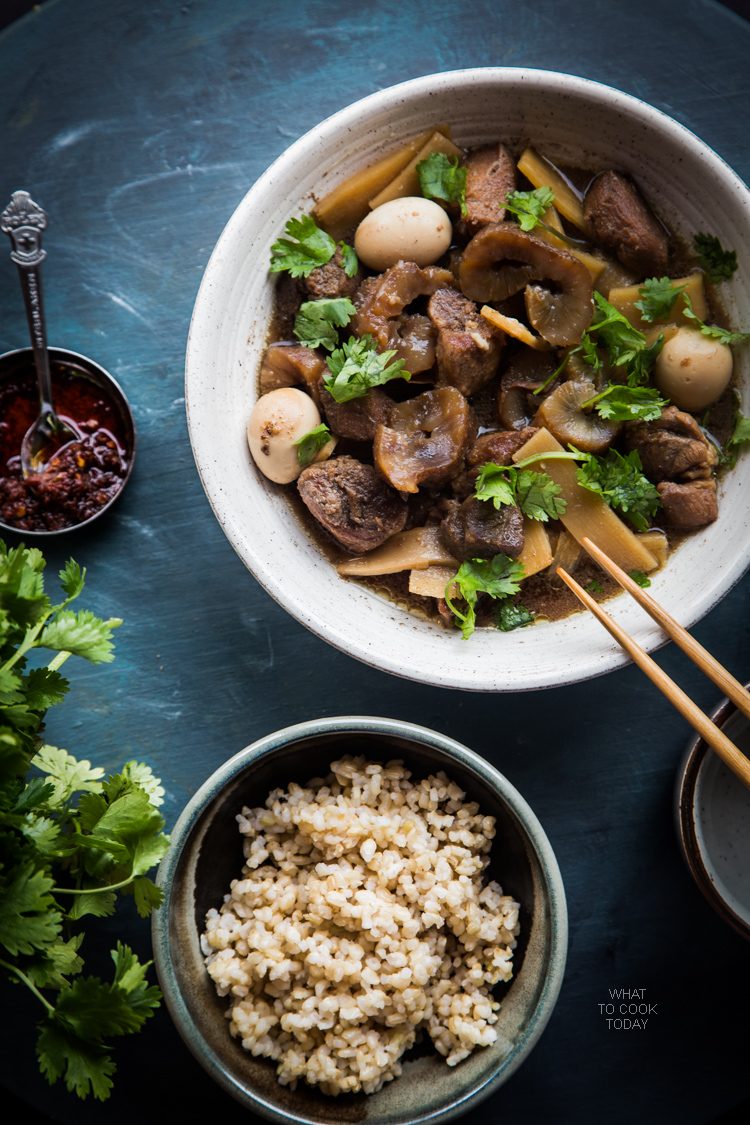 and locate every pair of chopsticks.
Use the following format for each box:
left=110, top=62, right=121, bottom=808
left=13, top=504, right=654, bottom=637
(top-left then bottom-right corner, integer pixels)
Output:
left=558, top=537, right=750, bottom=791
